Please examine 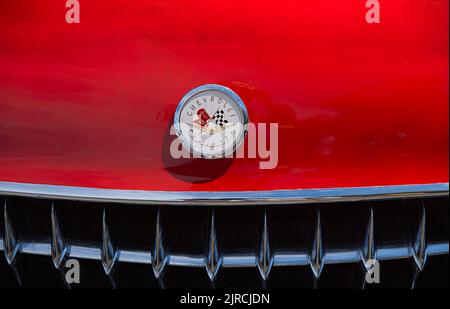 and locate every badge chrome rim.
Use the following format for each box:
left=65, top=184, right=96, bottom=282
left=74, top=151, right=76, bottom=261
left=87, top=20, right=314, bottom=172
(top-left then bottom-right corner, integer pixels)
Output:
left=174, top=84, right=249, bottom=159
